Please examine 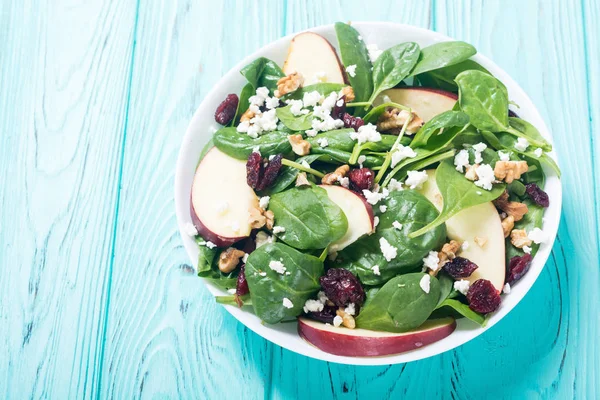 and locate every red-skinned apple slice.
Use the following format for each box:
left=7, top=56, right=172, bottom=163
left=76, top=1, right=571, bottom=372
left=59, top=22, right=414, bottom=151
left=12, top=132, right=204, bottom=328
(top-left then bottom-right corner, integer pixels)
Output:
left=417, top=170, right=506, bottom=291
left=283, top=32, right=345, bottom=85
left=319, top=185, right=374, bottom=250
left=190, top=147, right=258, bottom=247
left=298, top=317, right=456, bottom=357
left=374, top=88, right=458, bottom=122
